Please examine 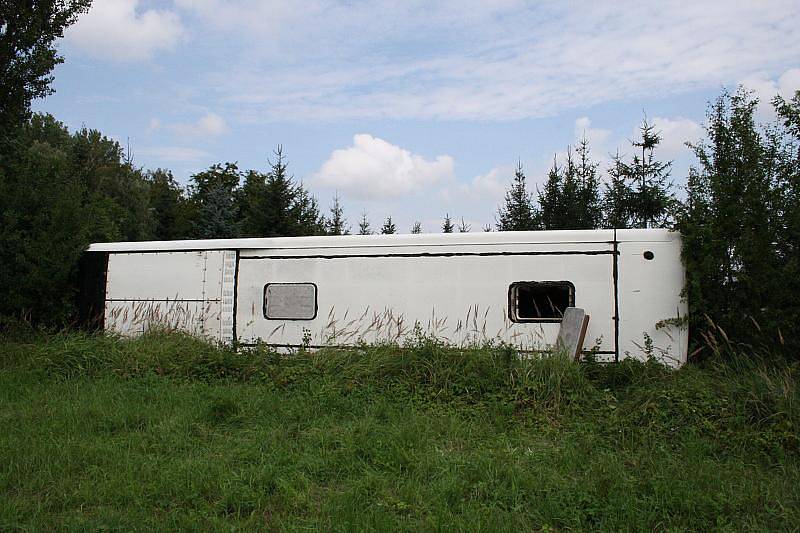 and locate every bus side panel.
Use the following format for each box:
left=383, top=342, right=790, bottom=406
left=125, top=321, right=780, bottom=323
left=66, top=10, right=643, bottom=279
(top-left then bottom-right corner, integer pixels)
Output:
left=617, top=238, right=688, bottom=366
left=235, top=251, right=616, bottom=353
left=103, top=251, right=233, bottom=341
